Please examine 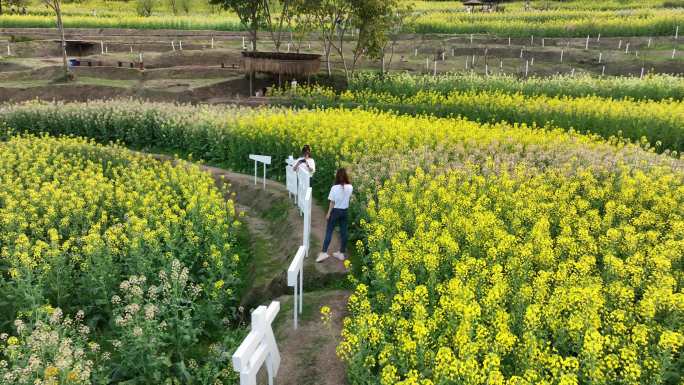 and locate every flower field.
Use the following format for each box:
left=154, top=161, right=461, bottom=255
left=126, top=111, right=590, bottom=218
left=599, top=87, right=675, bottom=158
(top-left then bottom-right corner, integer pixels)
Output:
left=0, top=100, right=683, bottom=384
left=0, top=135, right=245, bottom=384
left=1, top=0, right=682, bottom=36
left=283, top=83, right=684, bottom=155
left=350, top=73, right=684, bottom=102
left=410, top=8, right=684, bottom=36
